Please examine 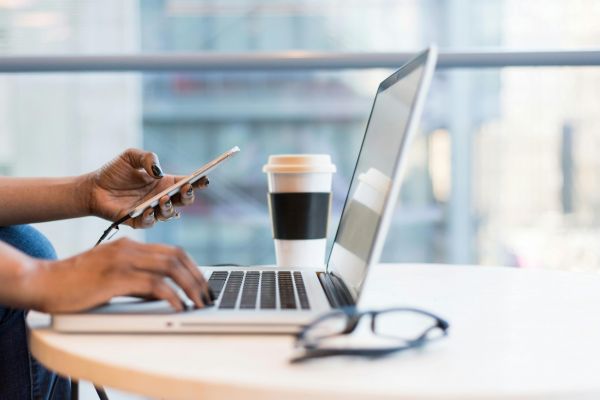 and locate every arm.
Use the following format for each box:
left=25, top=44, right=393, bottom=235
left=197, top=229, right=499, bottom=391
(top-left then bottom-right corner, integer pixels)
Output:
left=0, top=148, right=208, bottom=227
left=0, top=241, right=40, bottom=310
left=0, top=148, right=215, bottom=312
left=0, top=176, right=89, bottom=225
left=0, top=238, right=214, bottom=313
